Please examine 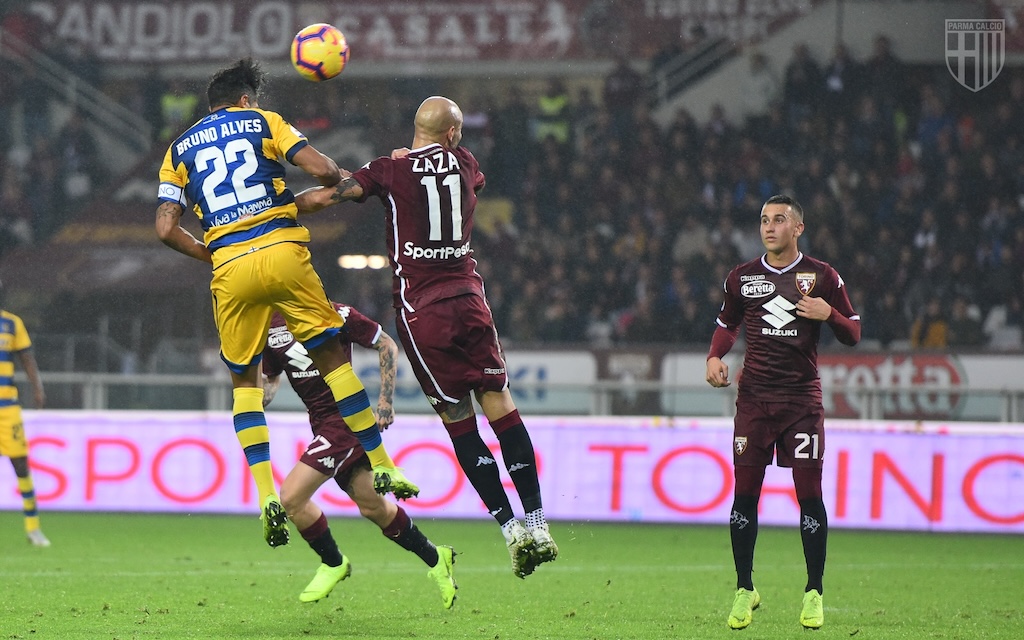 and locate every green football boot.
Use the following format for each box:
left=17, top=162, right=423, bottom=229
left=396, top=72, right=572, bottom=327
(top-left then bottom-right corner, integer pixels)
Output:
left=427, top=545, right=458, bottom=609
left=299, top=558, right=352, bottom=603
left=727, top=587, right=761, bottom=630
